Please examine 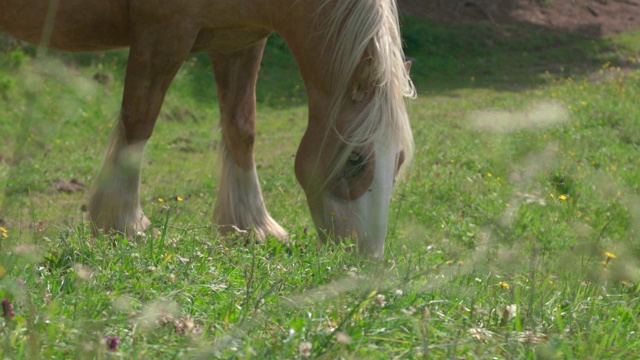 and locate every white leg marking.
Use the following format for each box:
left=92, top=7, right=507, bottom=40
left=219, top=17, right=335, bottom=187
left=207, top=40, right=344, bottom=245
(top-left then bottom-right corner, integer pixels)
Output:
left=88, top=121, right=150, bottom=237
left=213, top=146, right=288, bottom=241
